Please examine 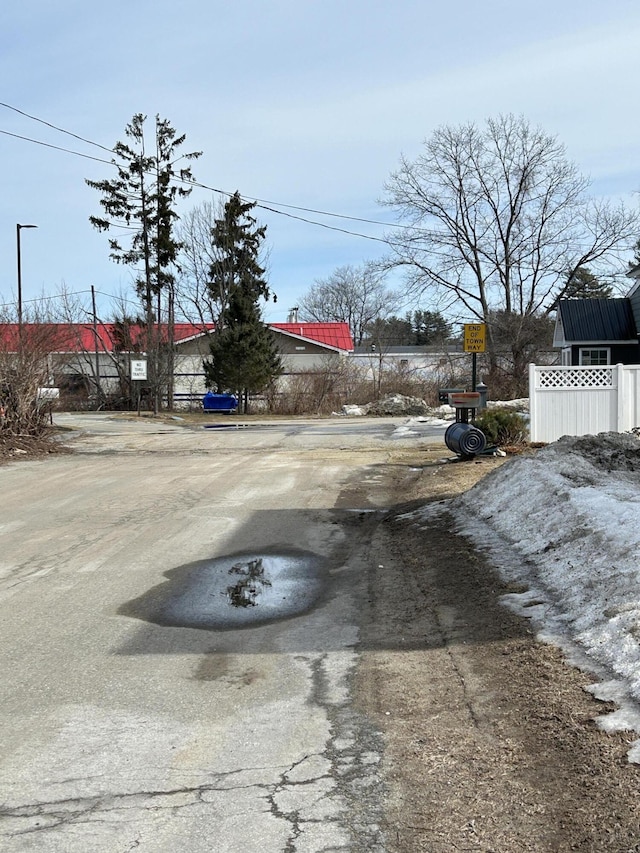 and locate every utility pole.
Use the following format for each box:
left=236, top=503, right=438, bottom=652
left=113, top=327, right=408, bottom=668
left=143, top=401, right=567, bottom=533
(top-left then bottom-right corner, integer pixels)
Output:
left=91, top=285, right=102, bottom=407
left=16, top=223, right=38, bottom=334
